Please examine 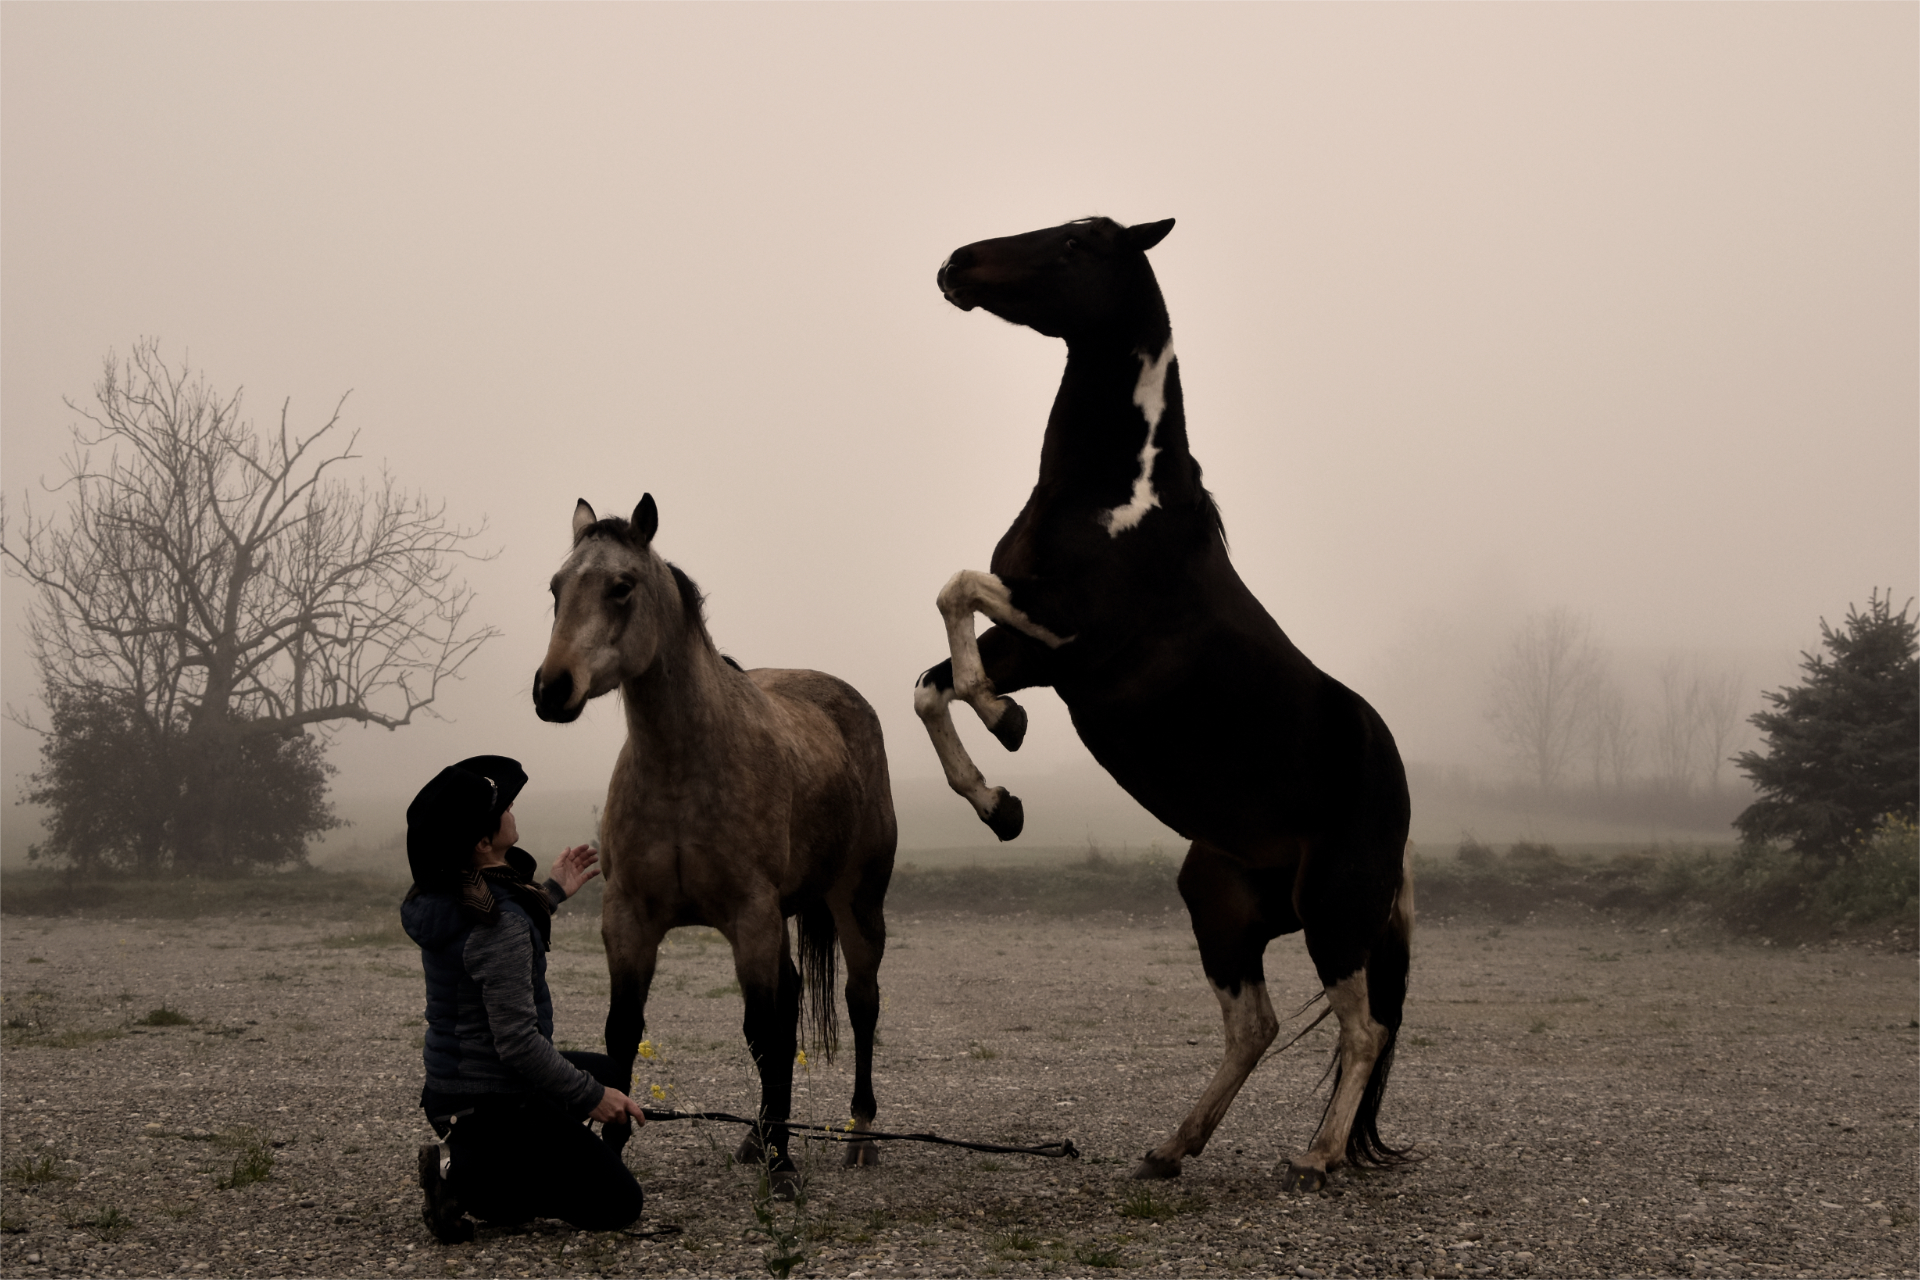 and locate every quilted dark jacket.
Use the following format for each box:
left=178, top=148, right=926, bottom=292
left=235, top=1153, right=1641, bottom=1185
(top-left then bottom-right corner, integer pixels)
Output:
left=401, top=867, right=602, bottom=1119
